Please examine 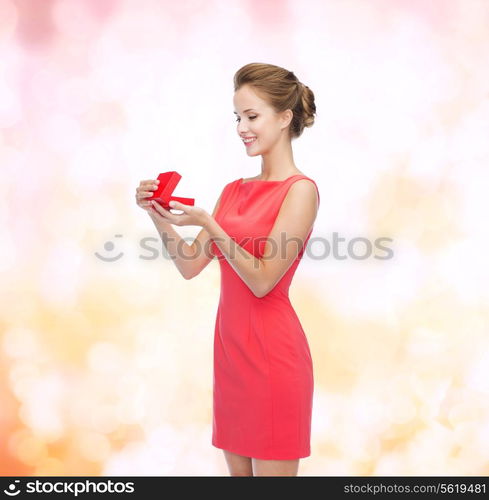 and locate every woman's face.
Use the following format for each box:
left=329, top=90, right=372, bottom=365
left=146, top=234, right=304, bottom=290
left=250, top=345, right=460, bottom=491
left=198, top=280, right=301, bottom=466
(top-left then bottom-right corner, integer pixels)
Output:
left=233, top=84, right=292, bottom=157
